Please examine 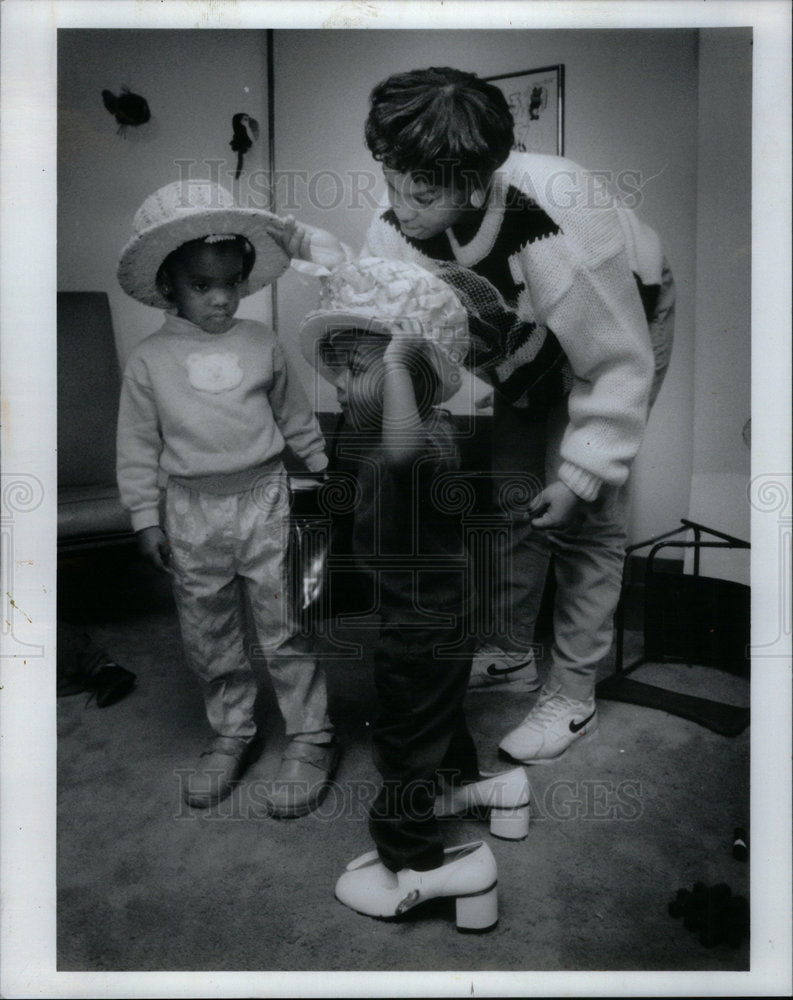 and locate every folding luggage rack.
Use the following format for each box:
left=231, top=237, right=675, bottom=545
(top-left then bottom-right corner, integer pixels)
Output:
left=596, top=519, right=750, bottom=736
